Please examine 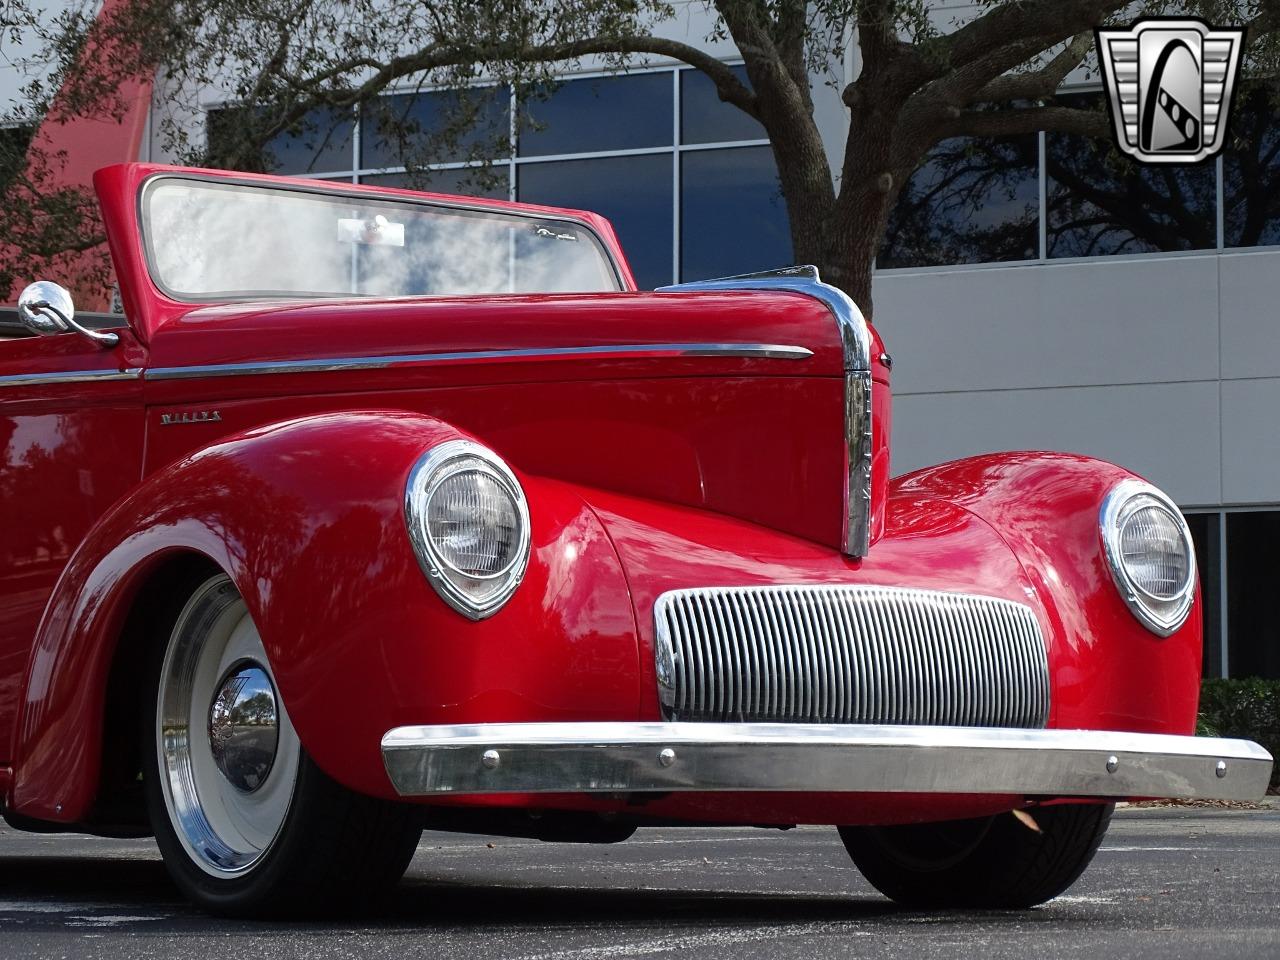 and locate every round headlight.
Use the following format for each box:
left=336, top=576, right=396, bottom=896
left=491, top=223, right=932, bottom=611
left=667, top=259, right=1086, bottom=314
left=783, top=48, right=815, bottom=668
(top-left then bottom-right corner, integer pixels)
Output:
left=1100, top=479, right=1195, bottom=636
left=405, top=439, right=530, bottom=619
